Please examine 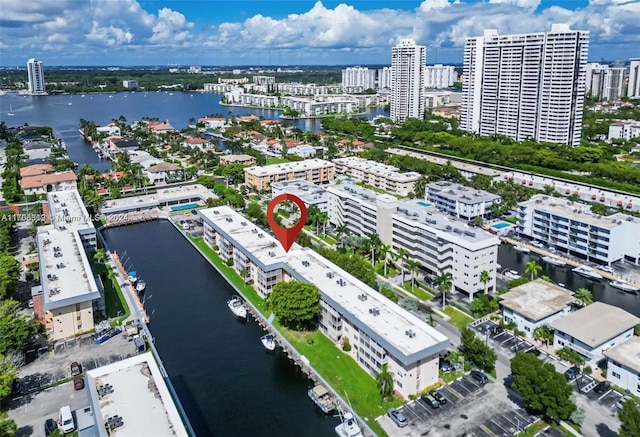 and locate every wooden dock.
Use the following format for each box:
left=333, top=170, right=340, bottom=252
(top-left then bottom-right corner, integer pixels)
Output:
left=111, top=253, right=149, bottom=324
